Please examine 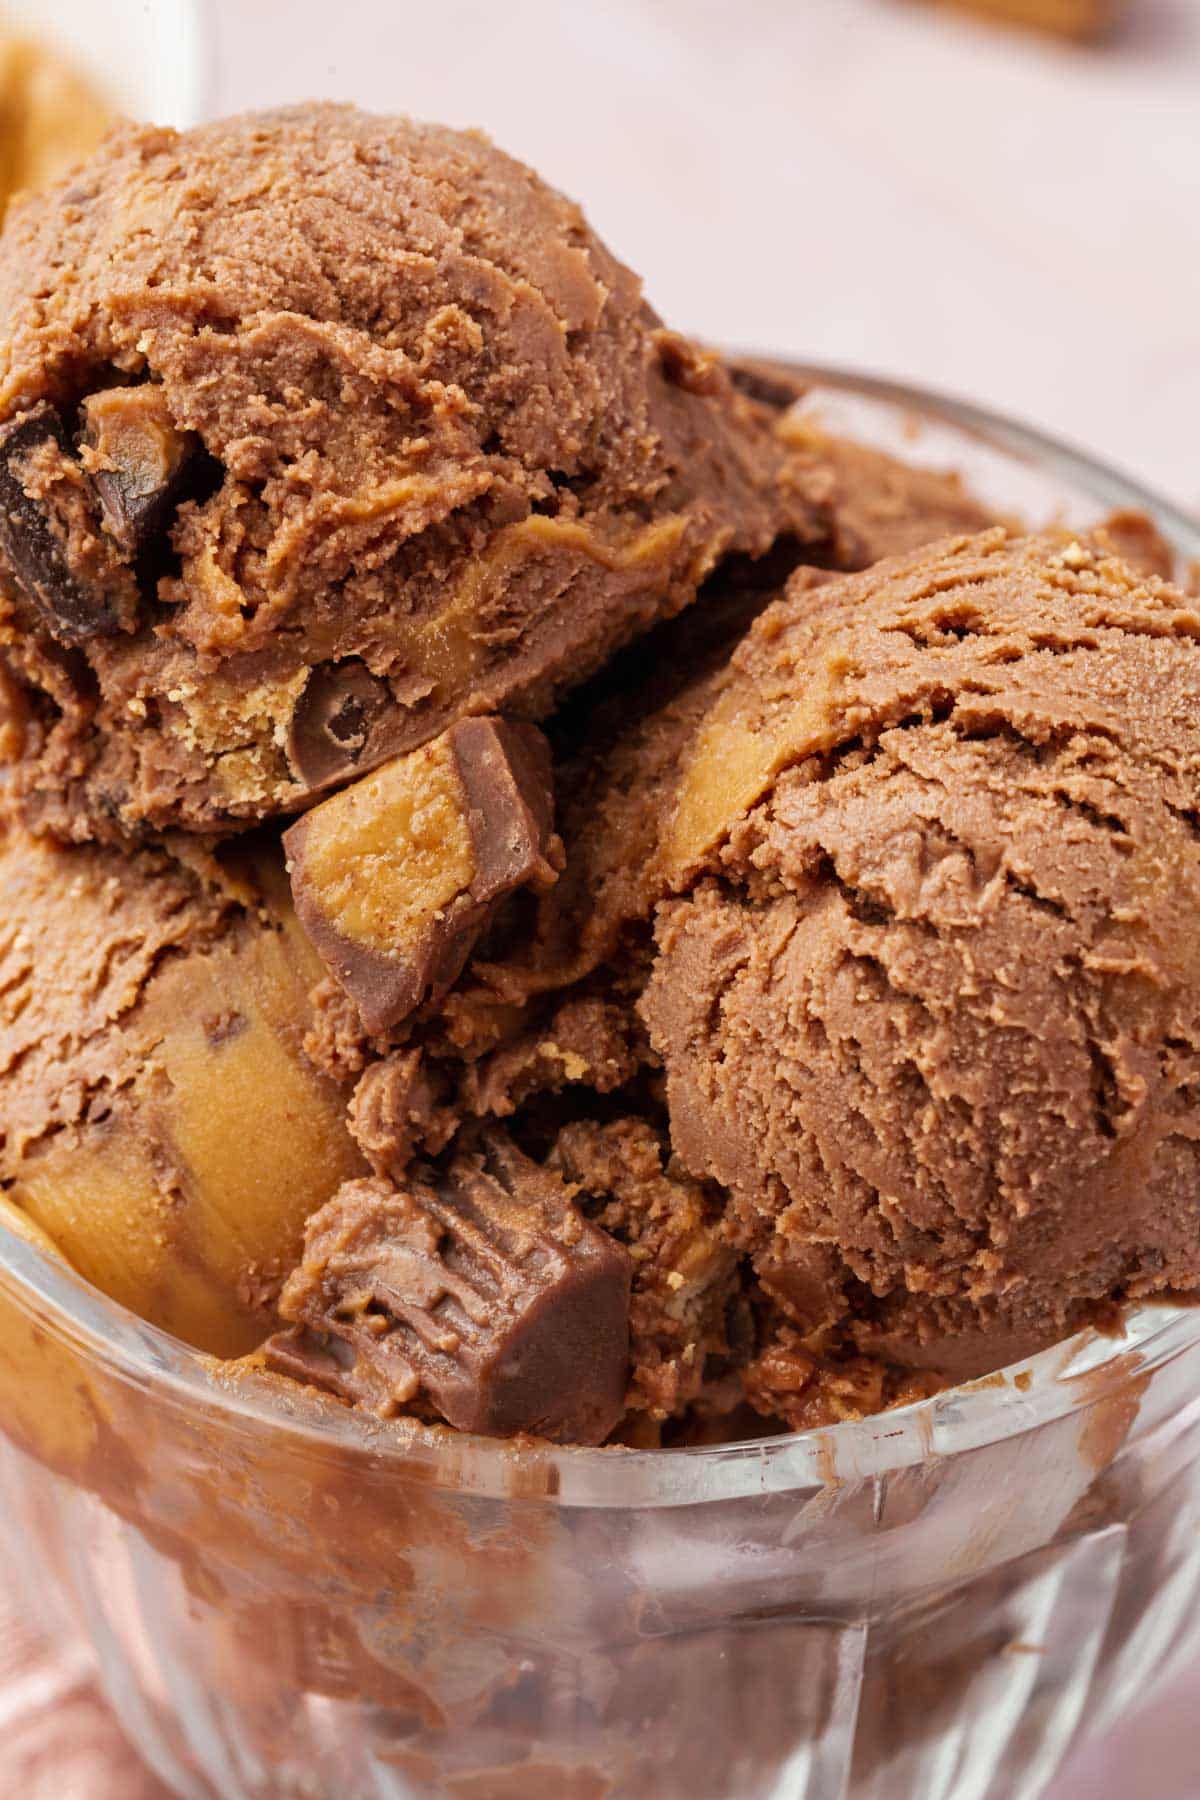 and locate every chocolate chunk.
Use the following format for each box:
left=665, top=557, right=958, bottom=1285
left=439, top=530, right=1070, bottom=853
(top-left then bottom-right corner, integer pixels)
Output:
left=0, top=405, right=134, bottom=643
left=726, top=356, right=807, bottom=412
left=284, top=717, right=561, bottom=1035
left=286, top=658, right=391, bottom=788
left=268, top=1134, right=631, bottom=1443
left=453, top=715, right=559, bottom=896
left=262, top=1326, right=366, bottom=1400
left=81, top=386, right=196, bottom=555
